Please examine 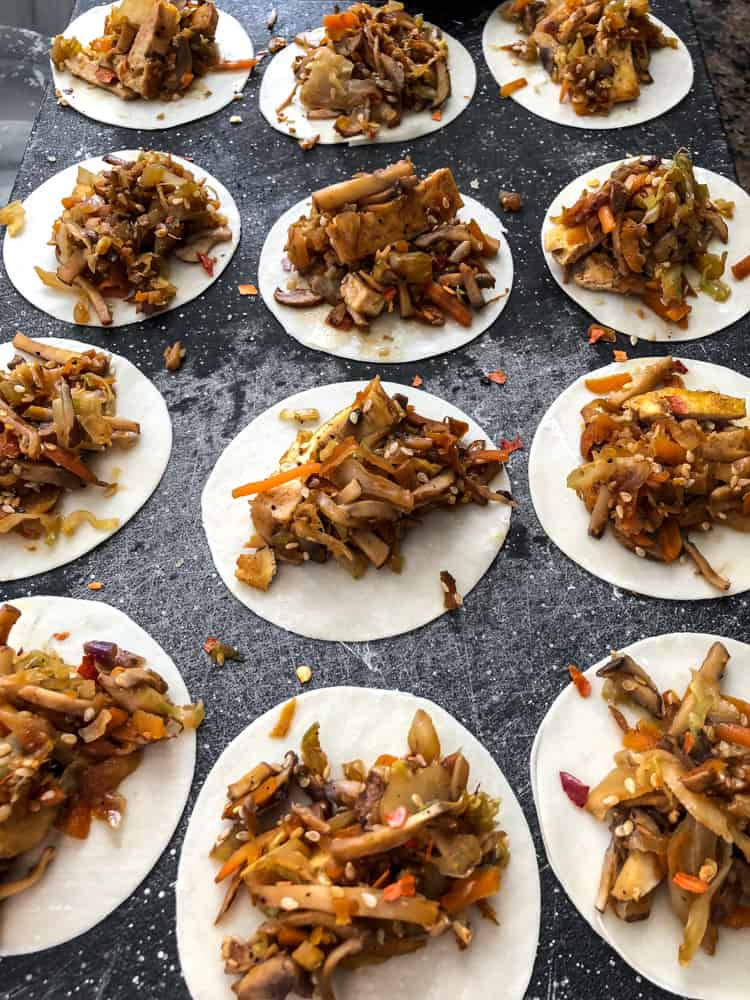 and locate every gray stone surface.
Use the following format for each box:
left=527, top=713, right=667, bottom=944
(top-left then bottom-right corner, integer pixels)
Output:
left=0, top=2, right=746, bottom=999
